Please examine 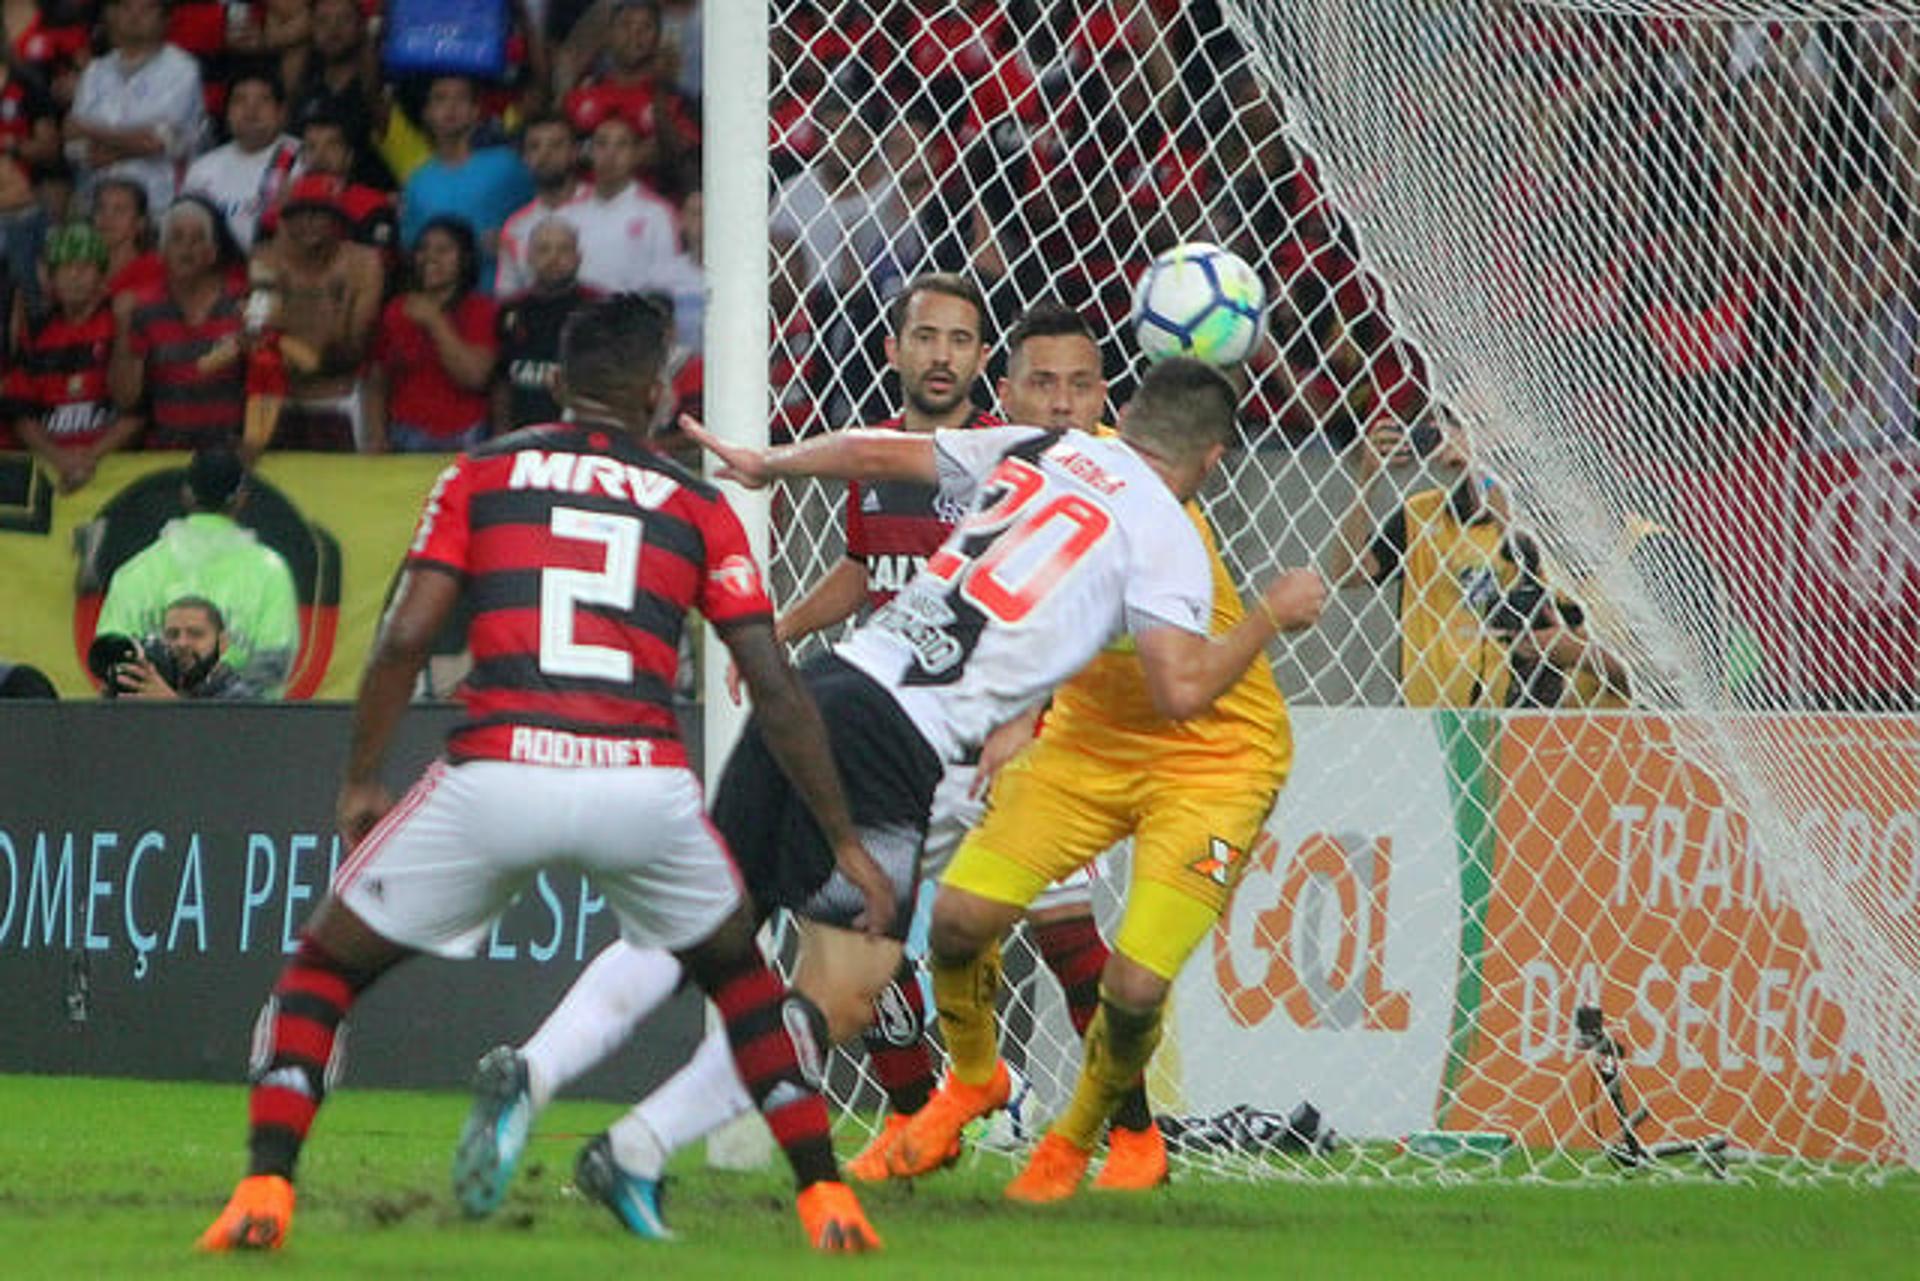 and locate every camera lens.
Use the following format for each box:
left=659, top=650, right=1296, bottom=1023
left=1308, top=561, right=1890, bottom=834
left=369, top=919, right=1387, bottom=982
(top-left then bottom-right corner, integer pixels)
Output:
left=87, top=633, right=140, bottom=683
